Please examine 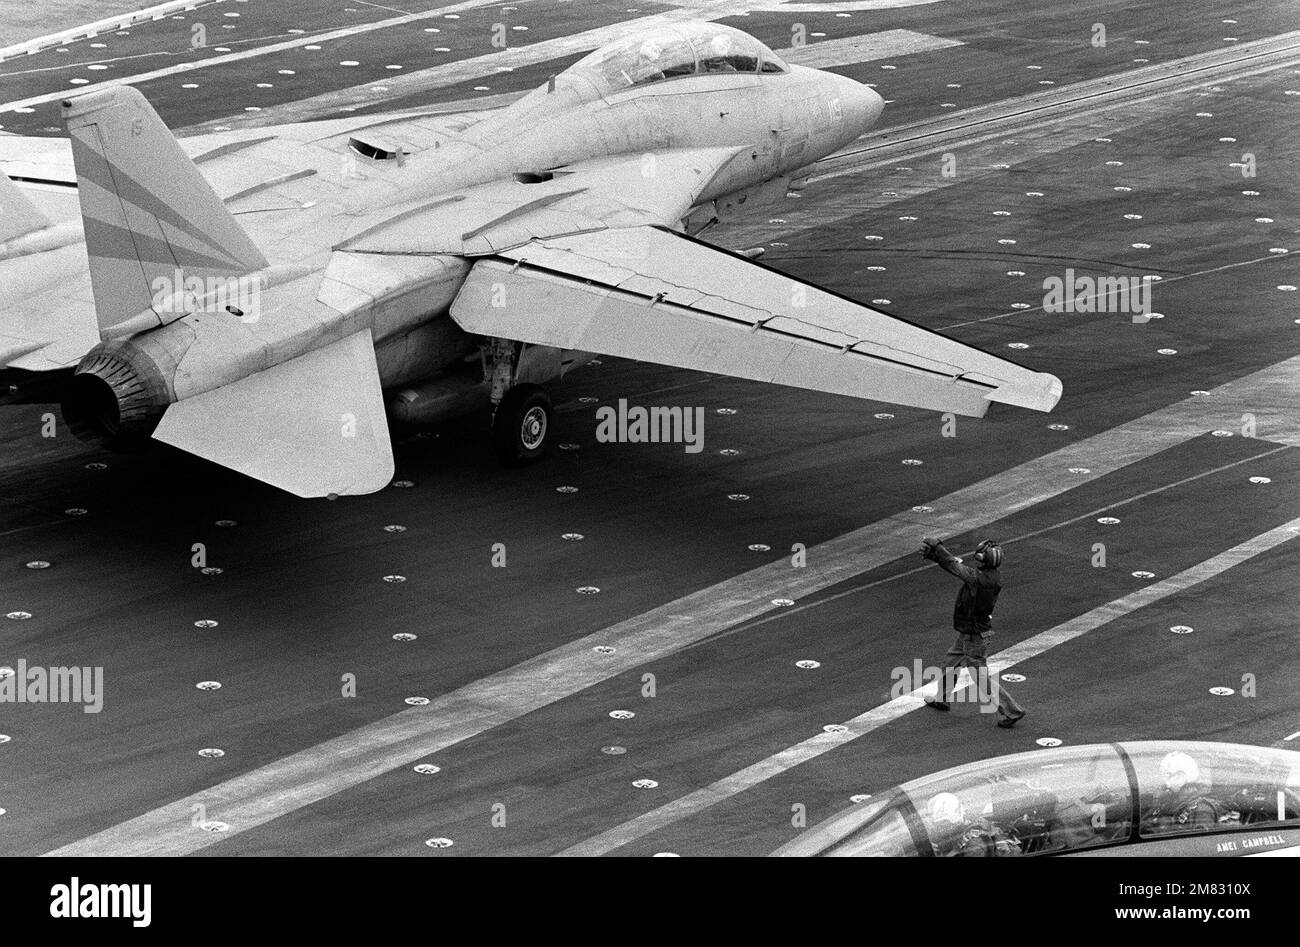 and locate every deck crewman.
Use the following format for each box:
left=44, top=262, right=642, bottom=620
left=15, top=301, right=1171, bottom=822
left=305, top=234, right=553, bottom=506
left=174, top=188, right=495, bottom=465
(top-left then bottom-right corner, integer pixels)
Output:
left=921, top=537, right=1026, bottom=728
